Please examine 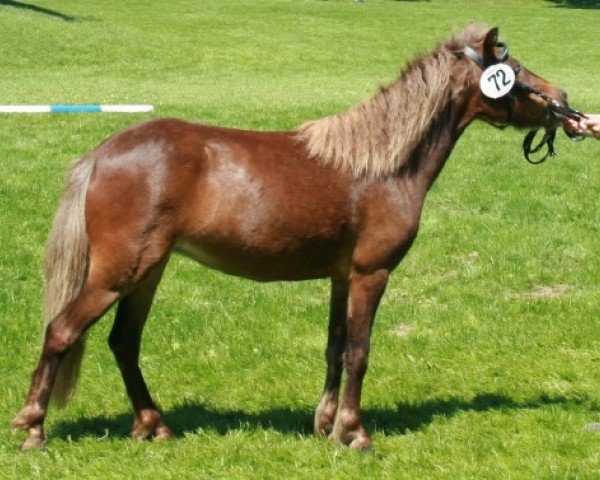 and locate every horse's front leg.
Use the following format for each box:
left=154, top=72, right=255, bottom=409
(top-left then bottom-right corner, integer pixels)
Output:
left=330, top=268, right=389, bottom=450
left=314, top=277, right=349, bottom=436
